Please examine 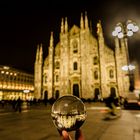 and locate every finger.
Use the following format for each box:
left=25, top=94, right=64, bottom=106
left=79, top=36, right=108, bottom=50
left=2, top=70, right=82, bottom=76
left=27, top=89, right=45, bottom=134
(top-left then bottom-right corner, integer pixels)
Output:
left=75, top=129, right=84, bottom=140
left=62, top=130, right=72, bottom=140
